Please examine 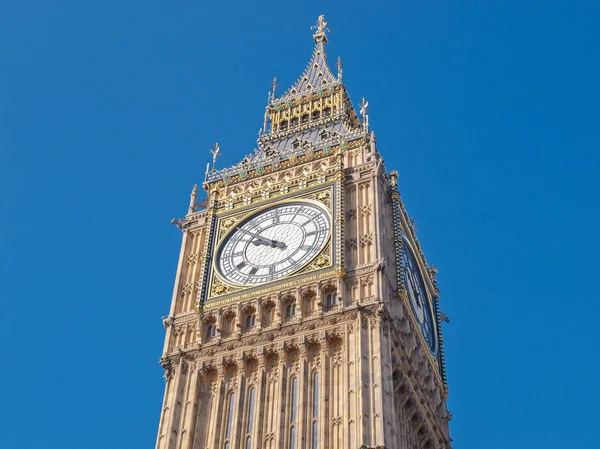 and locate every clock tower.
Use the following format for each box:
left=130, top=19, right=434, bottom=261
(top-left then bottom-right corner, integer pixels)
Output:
left=156, top=16, right=452, bottom=449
